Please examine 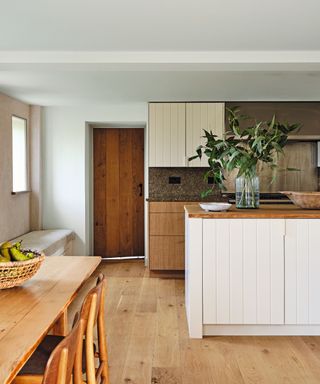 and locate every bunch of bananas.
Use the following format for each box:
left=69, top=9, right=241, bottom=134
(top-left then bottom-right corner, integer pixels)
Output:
left=0, top=241, right=38, bottom=262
